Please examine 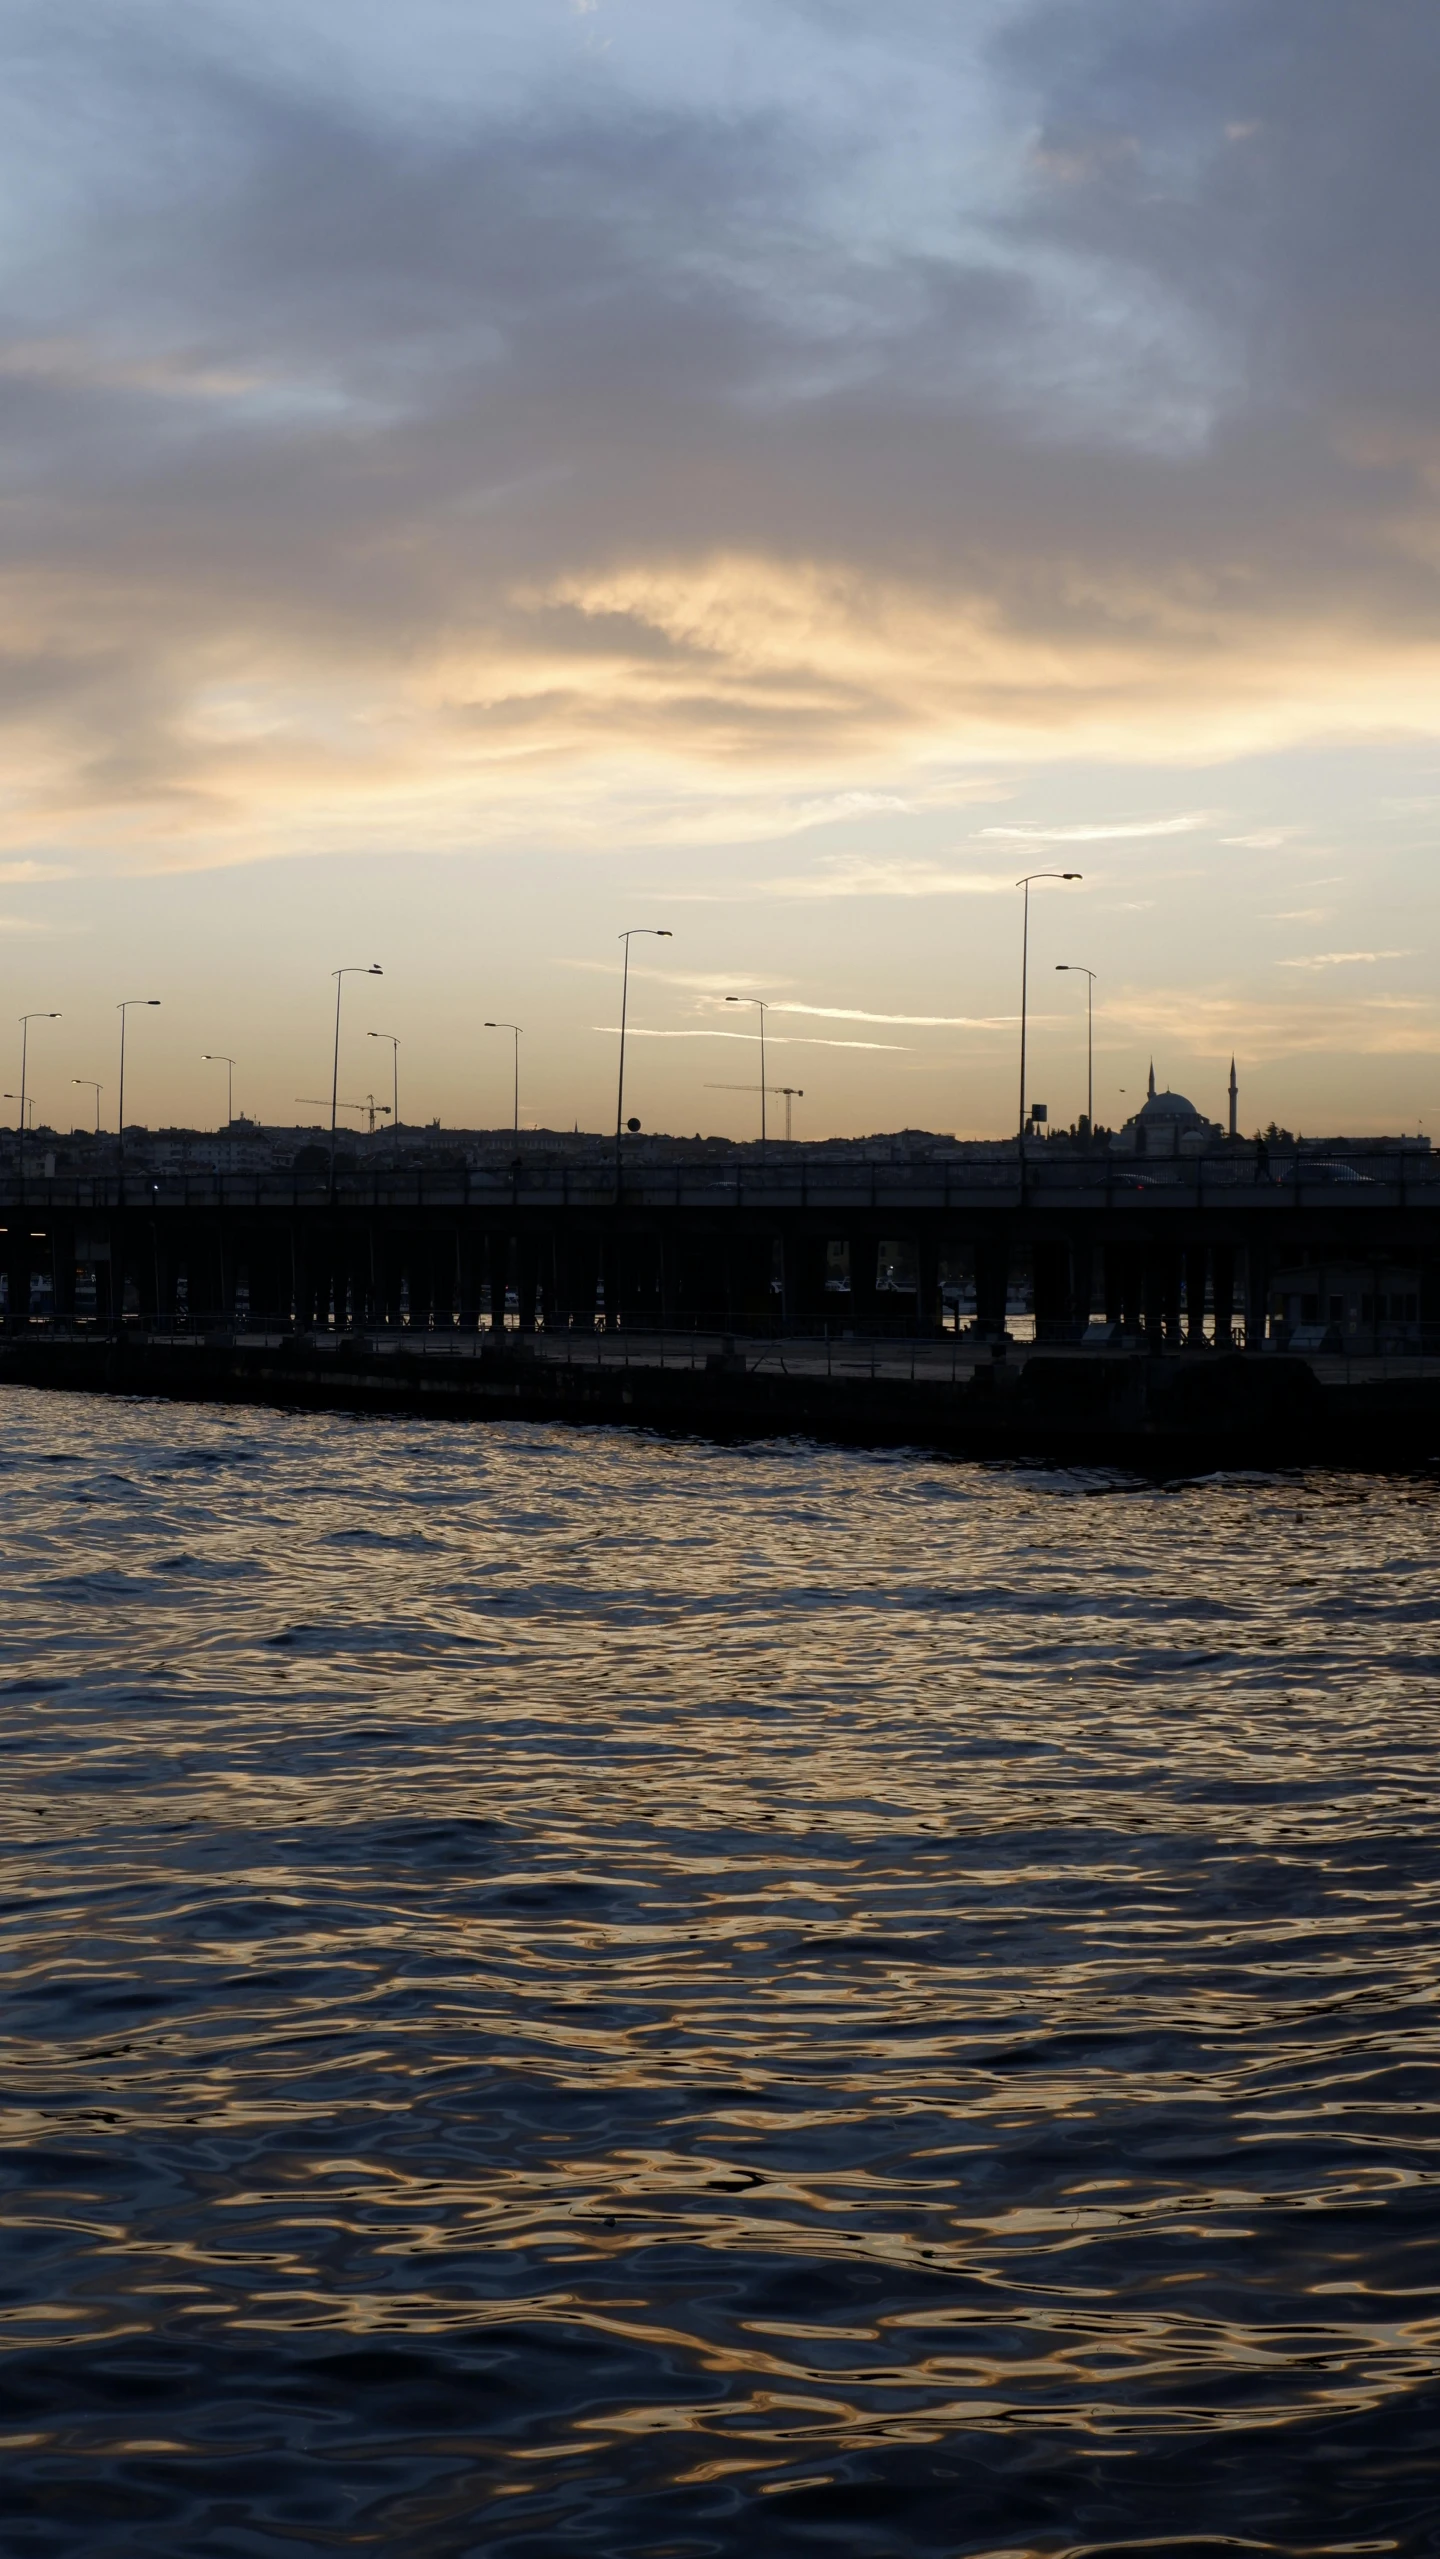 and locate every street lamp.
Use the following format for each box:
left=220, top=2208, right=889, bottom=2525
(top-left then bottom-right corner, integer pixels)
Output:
left=17, top=1011, right=60, bottom=1186
left=484, top=1022, right=522, bottom=1136
left=724, top=996, right=770, bottom=1140
left=1054, top=965, right=1096, bottom=1132
left=367, top=1032, right=400, bottom=1133
left=4, top=1095, right=35, bottom=1126
left=117, top=1000, right=160, bottom=1164
left=329, top=965, right=383, bottom=1189
left=204, top=1053, right=236, bottom=1126
left=1016, top=874, right=1081, bottom=1140
left=615, top=928, right=672, bottom=1183
left=72, top=1079, right=103, bottom=1136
